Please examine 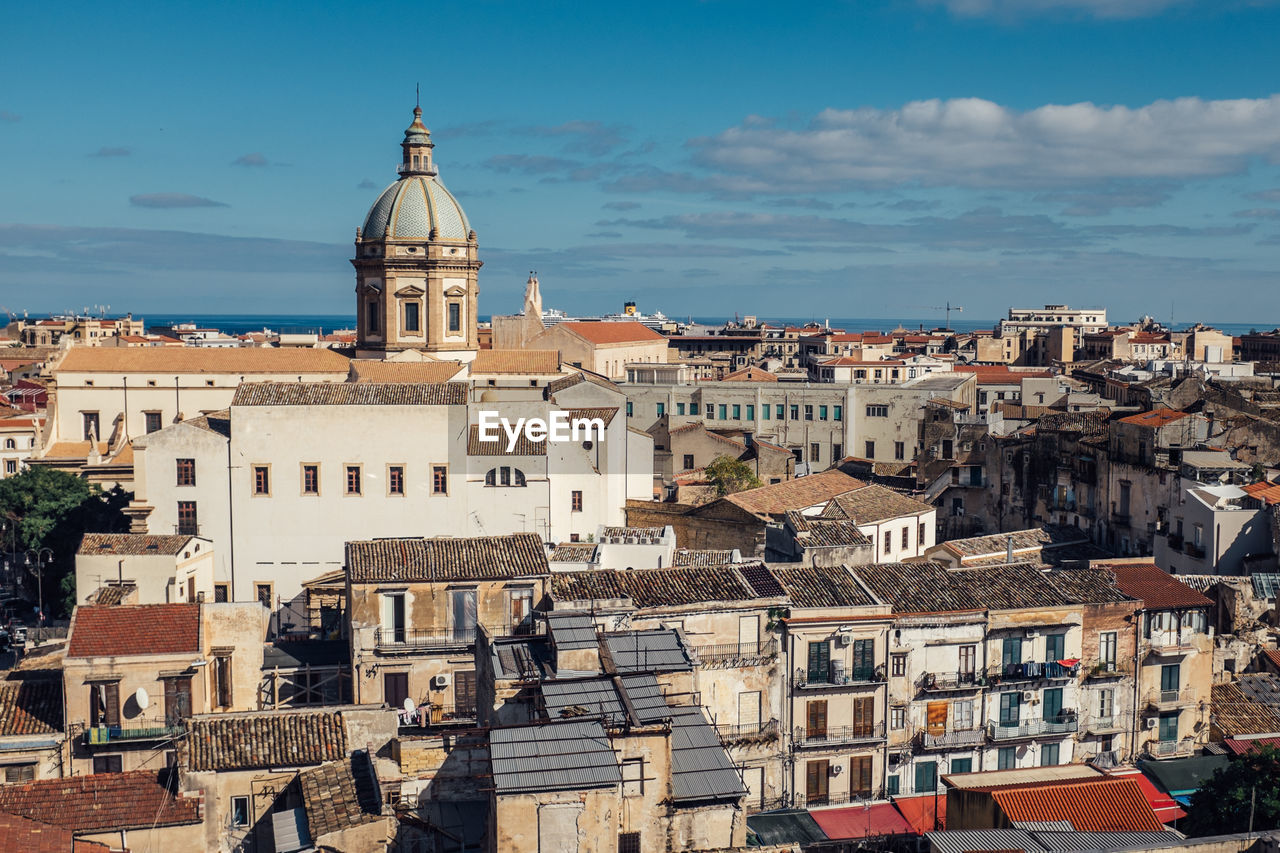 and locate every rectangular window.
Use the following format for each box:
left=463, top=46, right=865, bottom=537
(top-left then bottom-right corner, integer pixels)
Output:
left=806, top=760, right=830, bottom=806
left=676, top=403, right=686, bottom=416
left=883, top=530, right=891, bottom=555
left=144, top=411, right=162, bottom=434
left=914, top=761, right=937, bottom=794
left=1002, top=636, right=1023, bottom=666
left=891, top=654, right=907, bottom=678
left=177, top=501, right=198, bottom=535
left=919, top=522, right=927, bottom=546
left=705, top=403, right=714, bottom=419
left=432, top=465, right=448, bottom=495
left=214, top=654, right=233, bottom=708
left=82, top=411, right=100, bottom=441
left=718, top=404, right=727, bottom=420
left=762, top=404, right=770, bottom=420
left=571, top=490, right=583, bottom=512
left=213, top=583, right=229, bottom=603
left=231, top=796, right=249, bottom=827
left=954, top=699, right=974, bottom=730
left=819, top=405, right=828, bottom=420
left=448, top=302, right=461, bottom=332
left=621, top=759, right=644, bottom=797
left=887, top=775, right=900, bottom=796
left=382, top=592, right=406, bottom=643
left=683, top=454, right=694, bottom=470
left=618, top=833, right=641, bottom=853
left=1099, top=688, right=1115, bottom=720
left=1046, top=633, right=1065, bottom=662
left=806, top=699, right=828, bottom=739
left=810, top=443, right=819, bottom=463
left=891, top=707, right=906, bottom=730
left=776, top=404, right=785, bottom=419
left=746, top=404, right=755, bottom=420
left=92, top=755, right=122, bottom=775
left=997, top=747, right=1016, bottom=770
left=851, top=755, right=873, bottom=798
left=256, top=583, right=273, bottom=608
left=866, top=405, right=888, bottom=418
left=894, top=441, right=905, bottom=460
left=404, top=301, right=420, bottom=332
left=865, top=440, right=875, bottom=459
left=451, top=589, right=478, bottom=643
left=3, top=764, right=35, bottom=783
left=951, top=757, right=973, bottom=774
left=302, top=464, right=319, bottom=495
left=789, top=405, right=799, bottom=420
left=806, top=641, right=831, bottom=683
left=901, top=527, right=909, bottom=550
left=176, top=458, right=195, bottom=487
left=500, top=466, right=511, bottom=487
left=89, top=682, right=120, bottom=728
left=1042, top=686, right=1064, bottom=723
left=252, top=465, right=270, bottom=496
left=656, top=402, right=665, bottom=416
left=162, top=676, right=193, bottom=724
left=1161, top=663, right=1180, bottom=694
left=1159, top=712, right=1179, bottom=743
left=804, top=405, right=813, bottom=421
left=1099, top=632, right=1118, bottom=668
left=834, top=405, right=843, bottom=421
left=626, top=401, right=634, bottom=417
left=1041, top=743, right=1060, bottom=766
left=732, top=404, right=741, bottom=419
left=345, top=465, right=362, bottom=495
left=999, top=692, right=1021, bottom=726
left=959, top=645, right=976, bottom=677
left=386, top=465, right=405, bottom=495
left=367, top=302, right=379, bottom=334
